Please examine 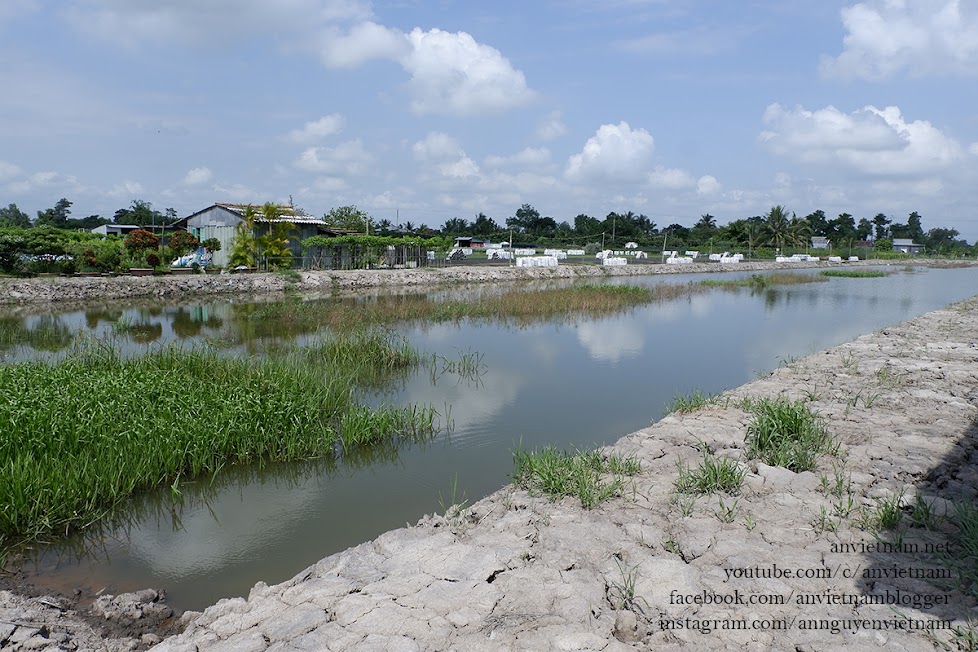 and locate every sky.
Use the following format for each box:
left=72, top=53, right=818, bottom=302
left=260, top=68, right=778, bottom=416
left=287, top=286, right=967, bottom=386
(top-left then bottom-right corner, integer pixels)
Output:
left=1, top=0, right=977, bottom=240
